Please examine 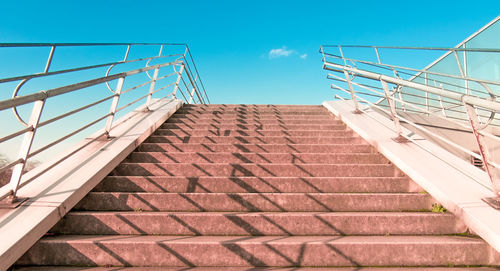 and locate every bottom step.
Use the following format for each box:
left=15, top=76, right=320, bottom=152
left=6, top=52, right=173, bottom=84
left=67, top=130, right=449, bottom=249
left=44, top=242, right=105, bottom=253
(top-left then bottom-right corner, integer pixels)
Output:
left=18, top=235, right=497, bottom=267
left=12, top=267, right=500, bottom=271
